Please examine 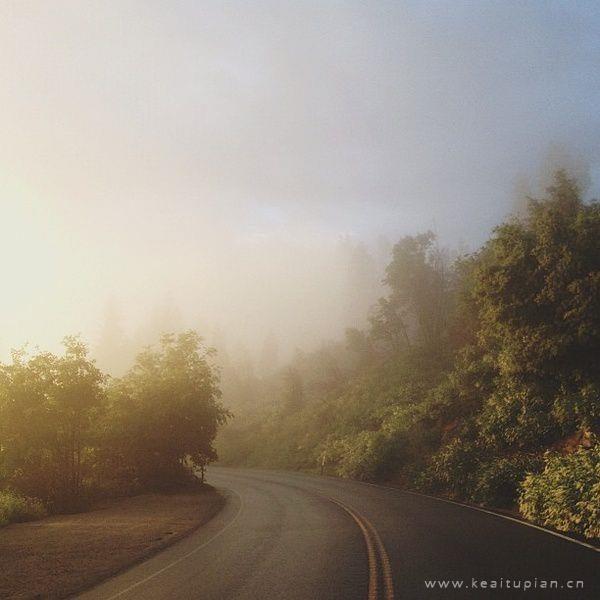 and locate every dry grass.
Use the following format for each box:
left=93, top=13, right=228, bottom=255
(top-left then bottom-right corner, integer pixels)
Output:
left=0, top=486, right=224, bottom=599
